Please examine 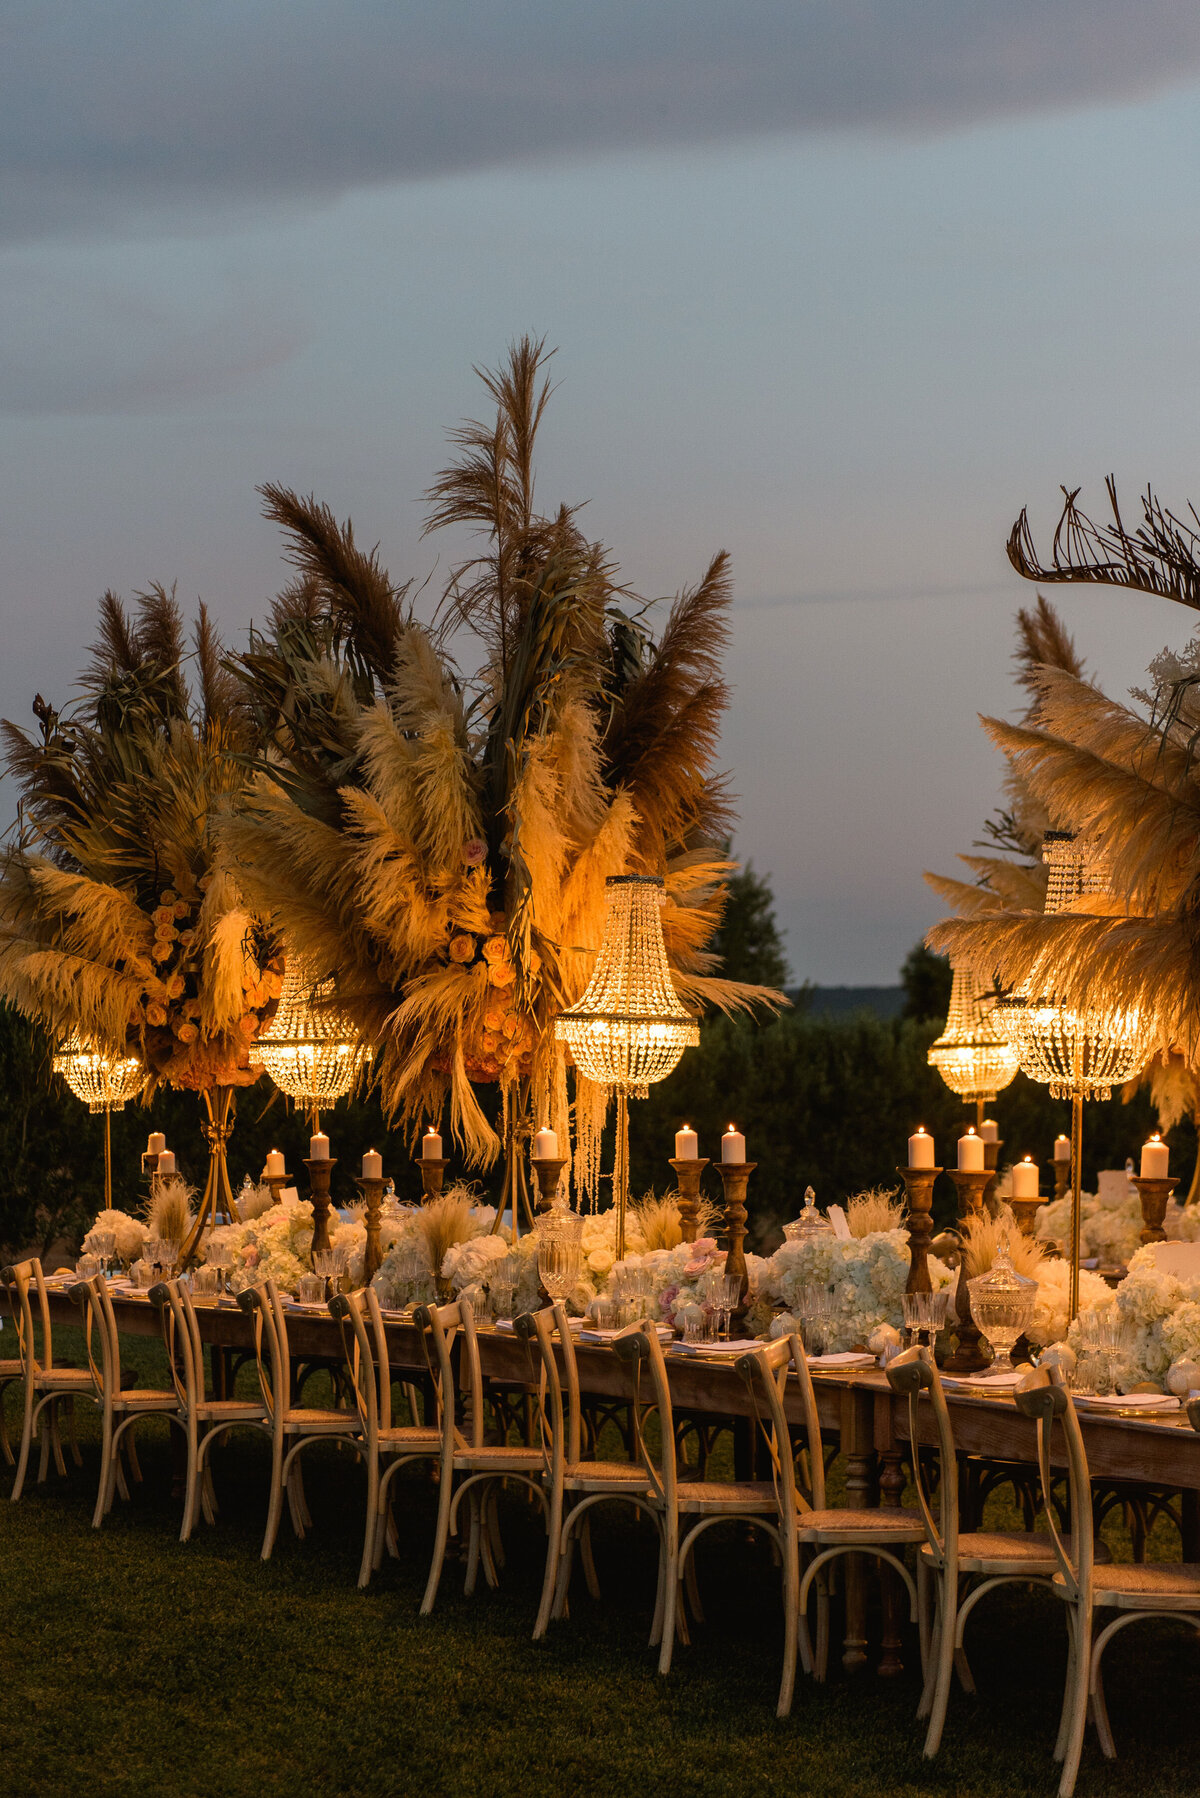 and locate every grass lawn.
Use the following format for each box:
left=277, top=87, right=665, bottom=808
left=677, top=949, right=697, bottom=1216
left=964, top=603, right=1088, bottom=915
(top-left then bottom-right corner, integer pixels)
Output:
left=2, top=1325, right=1198, bottom=1798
